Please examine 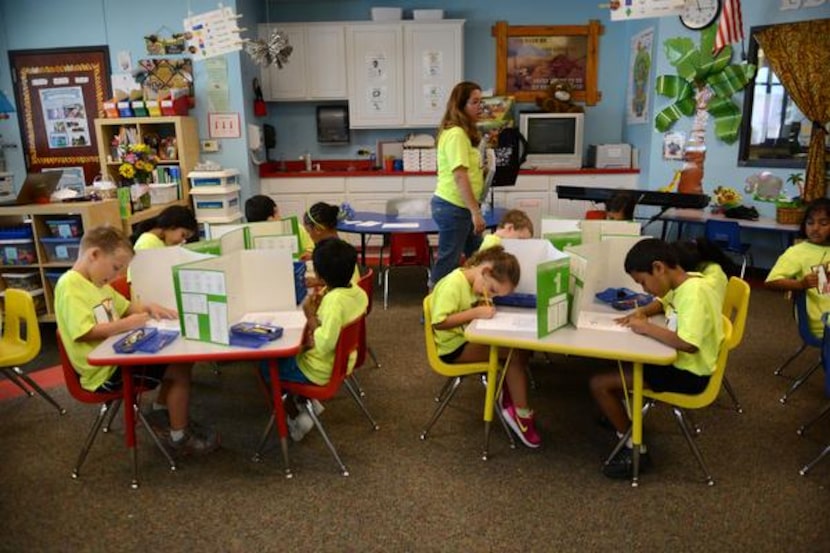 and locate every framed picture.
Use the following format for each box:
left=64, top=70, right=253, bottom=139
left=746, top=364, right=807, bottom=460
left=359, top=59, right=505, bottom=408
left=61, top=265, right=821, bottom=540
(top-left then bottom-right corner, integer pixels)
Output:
left=8, top=46, right=111, bottom=184
left=493, top=21, right=604, bottom=105
left=42, top=166, right=86, bottom=196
